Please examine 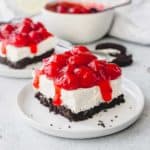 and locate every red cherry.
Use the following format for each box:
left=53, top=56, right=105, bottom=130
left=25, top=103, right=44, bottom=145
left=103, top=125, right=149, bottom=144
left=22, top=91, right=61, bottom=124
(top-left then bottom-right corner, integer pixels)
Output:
left=106, top=63, right=121, bottom=80
left=23, top=18, right=33, bottom=24
left=1, top=24, right=14, bottom=37
left=74, top=66, right=97, bottom=88
left=56, top=5, right=68, bottom=13
left=88, top=60, right=108, bottom=80
left=88, top=60, right=106, bottom=72
left=43, top=62, right=60, bottom=79
left=61, top=64, right=75, bottom=74
left=18, top=24, right=31, bottom=34
left=37, top=28, right=51, bottom=39
left=52, top=54, right=67, bottom=66
left=80, top=7, right=90, bottom=13
left=71, top=46, right=90, bottom=54
left=22, top=18, right=34, bottom=30
left=68, top=6, right=82, bottom=14
left=64, top=51, right=72, bottom=57
left=29, top=31, right=41, bottom=43
left=55, top=73, right=79, bottom=90
left=9, top=34, right=28, bottom=47
left=34, top=22, right=45, bottom=30
left=68, top=53, right=96, bottom=66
